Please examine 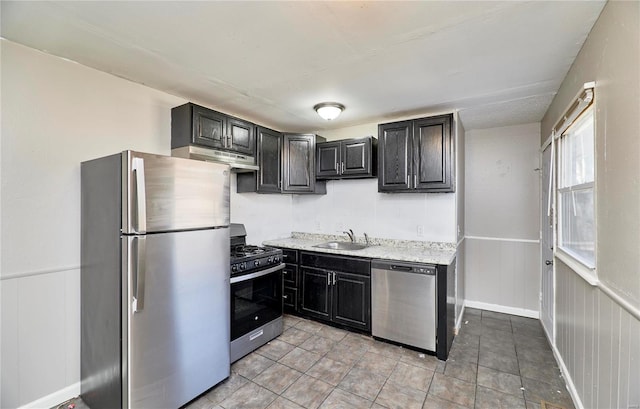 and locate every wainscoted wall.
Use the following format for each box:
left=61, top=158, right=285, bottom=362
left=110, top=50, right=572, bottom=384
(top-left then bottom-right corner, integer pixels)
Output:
left=465, top=238, right=540, bottom=316
left=0, top=40, right=191, bottom=408
left=555, top=261, right=640, bottom=409
left=464, top=123, right=541, bottom=316
left=539, top=2, right=640, bottom=409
